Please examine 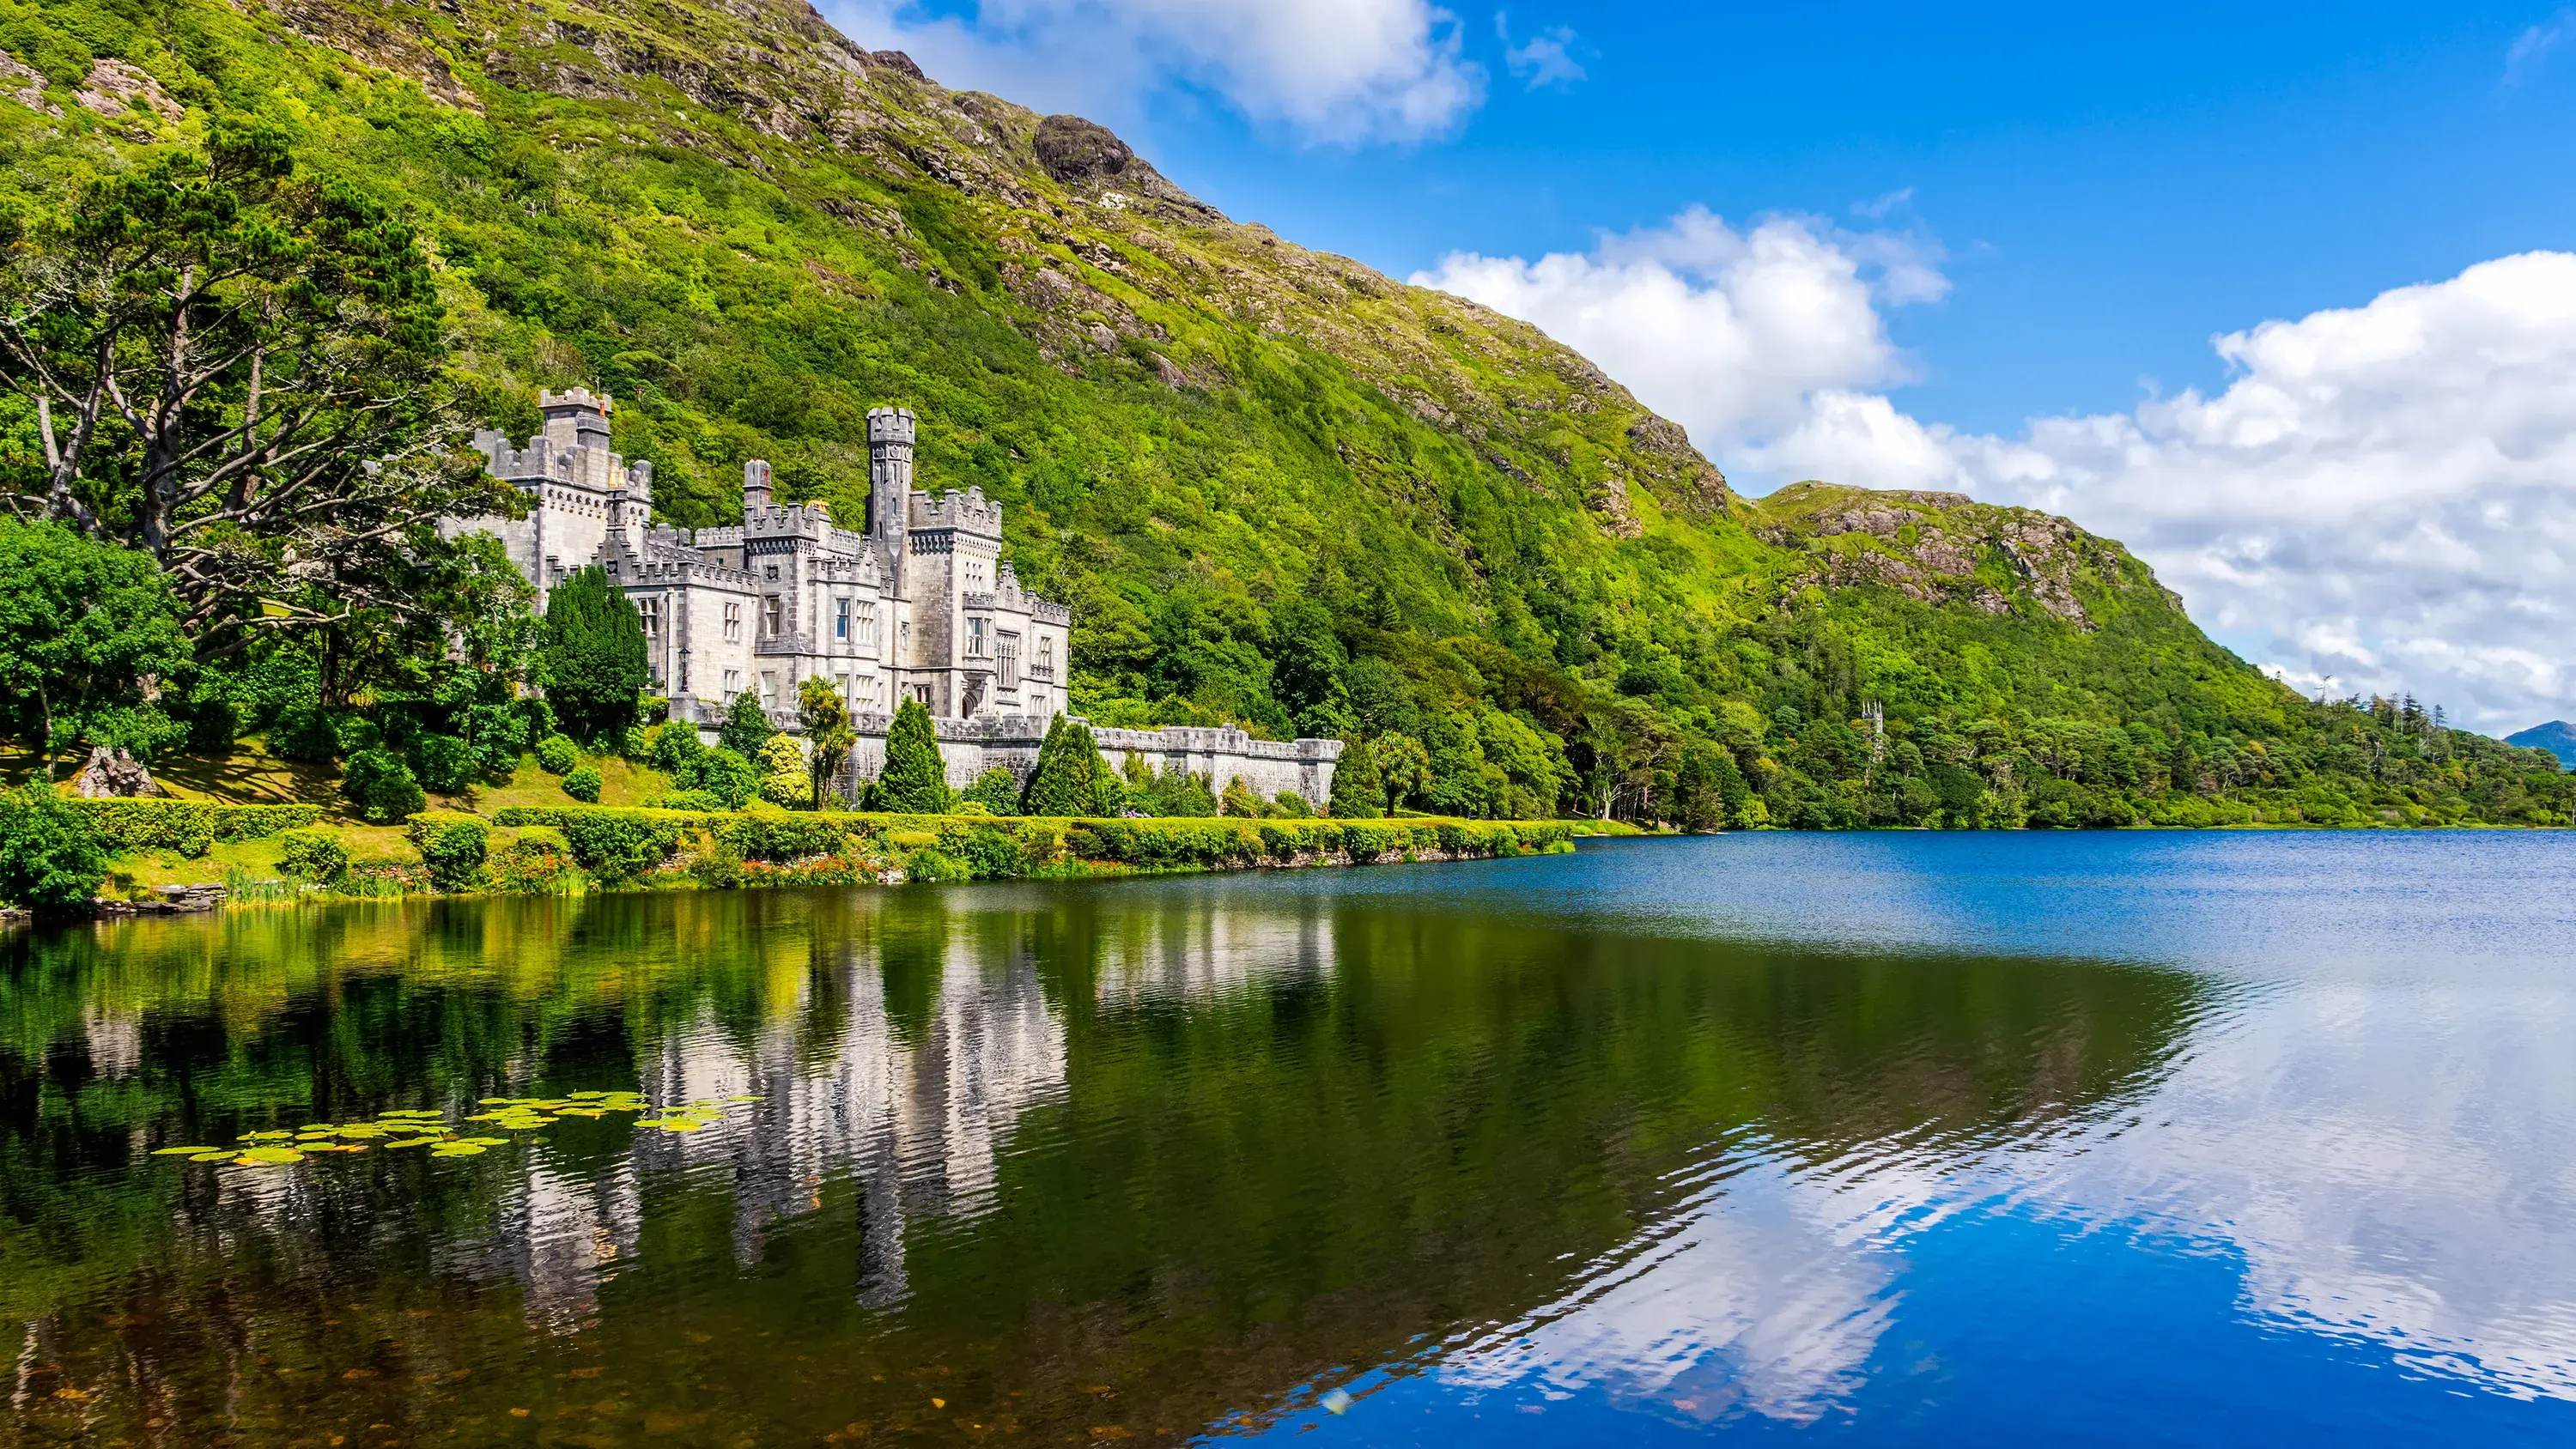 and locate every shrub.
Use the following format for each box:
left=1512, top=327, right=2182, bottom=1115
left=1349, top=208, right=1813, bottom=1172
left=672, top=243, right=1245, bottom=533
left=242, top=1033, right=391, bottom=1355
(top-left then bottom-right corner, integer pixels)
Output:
left=276, top=828, right=349, bottom=882
left=535, top=734, right=579, bottom=775
left=1218, top=776, right=1261, bottom=818
left=343, top=749, right=426, bottom=824
left=407, top=811, right=490, bottom=892
left=0, top=785, right=106, bottom=912
left=647, top=719, right=705, bottom=774
left=410, top=733, right=477, bottom=794
left=618, top=724, right=650, bottom=760
left=1269, top=791, right=1314, bottom=819
left=528, top=809, right=688, bottom=881
left=1329, top=737, right=1384, bottom=819
left=963, top=767, right=1022, bottom=815
left=690, top=839, right=747, bottom=888
left=904, top=847, right=970, bottom=883
left=655, top=788, right=724, bottom=812
left=692, top=747, right=758, bottom=809
left=714, top=813, right=854, bottom=862
left=562, top=764, right=603, bottom=803
left=938, top=822, right=1026, bottom=878
left=756, top=735, right=807, bottom=809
